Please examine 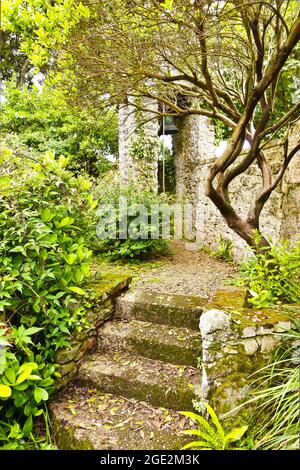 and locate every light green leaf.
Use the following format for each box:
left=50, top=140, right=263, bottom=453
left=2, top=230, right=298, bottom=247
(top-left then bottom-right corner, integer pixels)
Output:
left=58, top=217, right=74, bottom=228
left=16, top=366, right=35, bottom=385
left=180, top=410, right=216, bottom=438
left=181, top=441, right=212, bottom=450
left=68, top=286, right=85, bottom=295
left=225, top=426, right=248, bottom=443
left=41, top=208, right=52, bottom=222
left=204, top=402, right=225, bottom=441
left=34, top=387, right=49, bottom=404
left=0, top=384, right=12, bottom=398
left=4, top=368, right=16, bottom=384
left=64, top=253, right=77, bottom=265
